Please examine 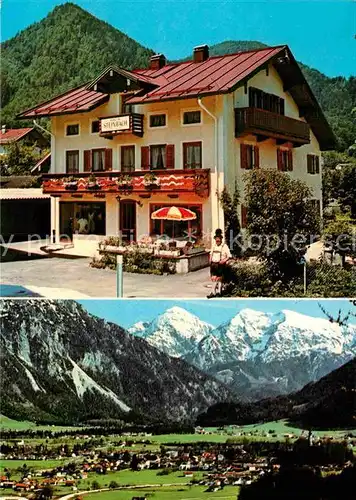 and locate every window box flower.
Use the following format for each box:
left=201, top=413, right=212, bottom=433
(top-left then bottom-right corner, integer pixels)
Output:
left=86, top=174, right=100, bottom=190
left=117, top=174, right=133, bottom=190
left=143, top=173, right=160, bottom=189
left=63, top=176, right=78, bottom=190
